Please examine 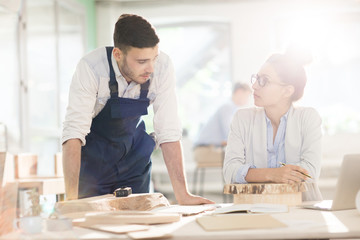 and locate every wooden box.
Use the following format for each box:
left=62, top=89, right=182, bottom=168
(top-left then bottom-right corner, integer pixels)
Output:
left=14, top=153, right=37, bottom=179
